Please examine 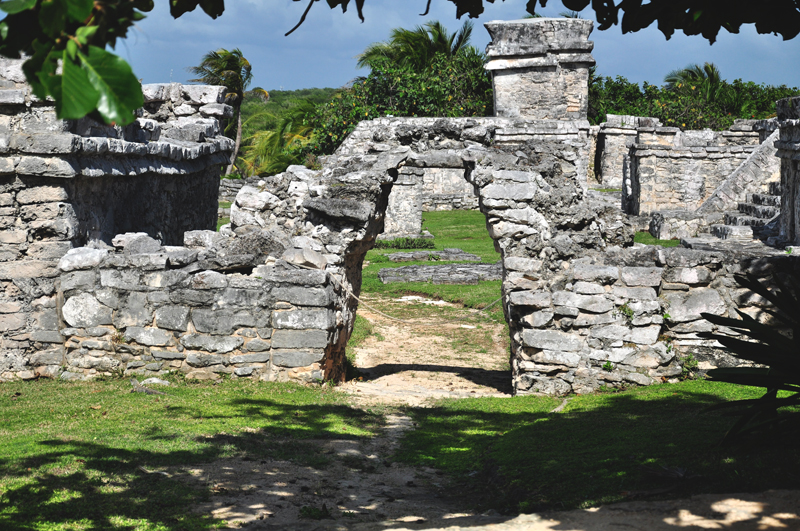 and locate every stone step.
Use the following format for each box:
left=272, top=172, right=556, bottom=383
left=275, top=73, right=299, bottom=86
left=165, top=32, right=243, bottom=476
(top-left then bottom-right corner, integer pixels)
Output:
left=769, top=181, right=782, bottom=196
left=747, top=193, right=781, bottom=207
left=710, top=224, right=754, bottom=240
left=724, top=212, right=769, bottom=227
left=737, top=202, right=779, bottom=218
